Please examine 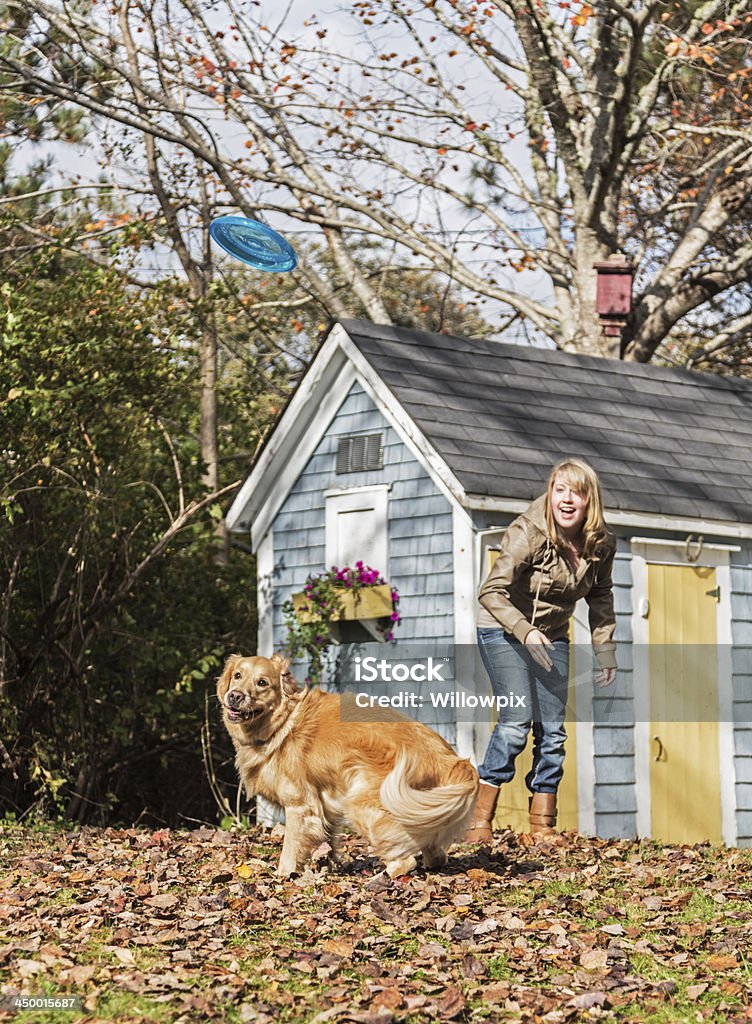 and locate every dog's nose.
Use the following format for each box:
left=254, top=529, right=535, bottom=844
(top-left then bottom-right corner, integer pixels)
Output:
left=226, top=689, right=245, bottom=709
